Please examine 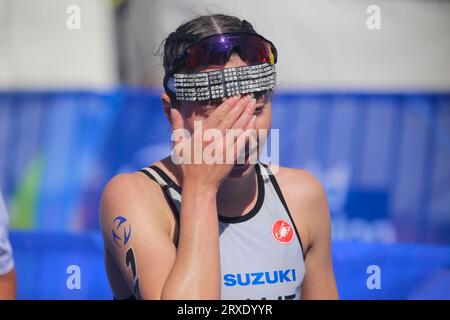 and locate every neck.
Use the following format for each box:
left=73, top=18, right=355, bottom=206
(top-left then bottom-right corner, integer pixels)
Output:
left=159, top=157, right=259, bottom=219
left=216, top=165, right=258, bottom=218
